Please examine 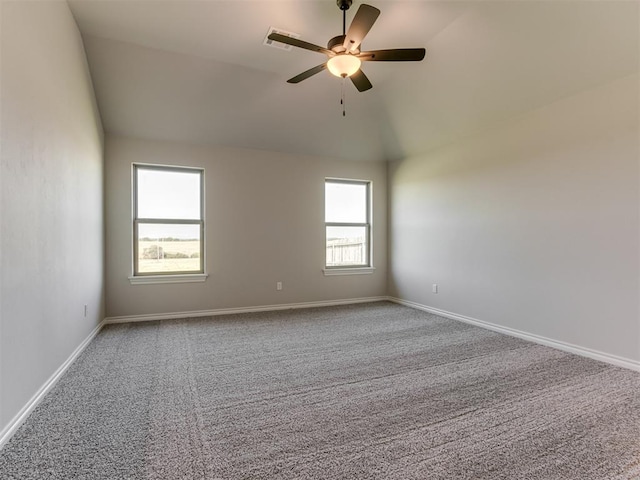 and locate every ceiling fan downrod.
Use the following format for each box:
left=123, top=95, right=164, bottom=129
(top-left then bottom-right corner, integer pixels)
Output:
left=337, top=0, right=353, bottom=35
